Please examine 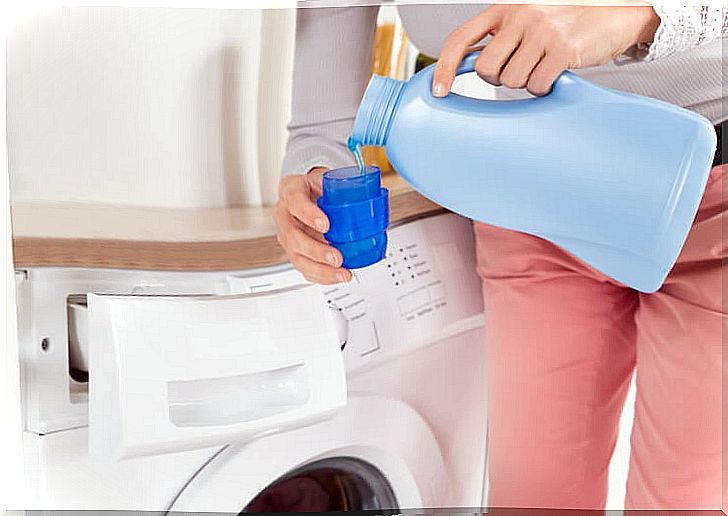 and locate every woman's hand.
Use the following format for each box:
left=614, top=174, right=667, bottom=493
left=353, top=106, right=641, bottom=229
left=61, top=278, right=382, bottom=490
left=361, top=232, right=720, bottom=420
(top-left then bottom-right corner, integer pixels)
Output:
left=274, top=167, right=352, bottom=285
left=433, top=3, right=660, bottom=97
